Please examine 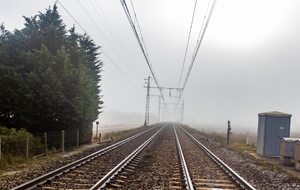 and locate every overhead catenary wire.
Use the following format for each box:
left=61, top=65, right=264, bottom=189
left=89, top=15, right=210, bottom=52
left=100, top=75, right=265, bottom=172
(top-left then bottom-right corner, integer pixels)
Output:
left=120, top=0, right=168, bottom=112
left=183, top=0, right=217, bottom=91
left=158, top=80, right=177, bottom=88
left=129, top=0, right=153, bottom=72
left=76, top=0, right=143, bottom=83
left=122, top=0, right=157, bottom=87
left=175, top=0, right=218, bottom=111
left=56, top=0, right=145, bottom=96
left=91, top=0, right=145, bottom=79
left=178, top=0, right=198, bottom=88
